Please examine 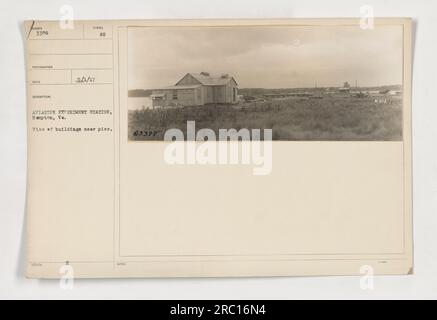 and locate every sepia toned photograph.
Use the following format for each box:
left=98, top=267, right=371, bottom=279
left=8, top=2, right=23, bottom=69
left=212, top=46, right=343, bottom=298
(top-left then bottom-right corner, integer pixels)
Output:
left=127, top=25, right=404, bottom=141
